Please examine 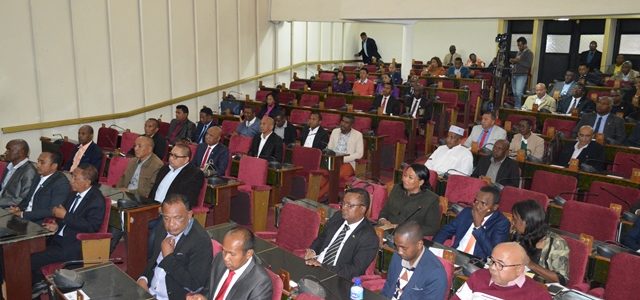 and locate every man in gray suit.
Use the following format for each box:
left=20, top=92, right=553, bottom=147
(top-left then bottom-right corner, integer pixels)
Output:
left=572, top=96, right=626, bottom=145
left=187, top=226, right=272, bottom=300
left=0, top=139, right=37, bottom=208
left=551, top=70, right=578, bottom=98
left=463, top=111, right=507, bottom=151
